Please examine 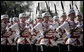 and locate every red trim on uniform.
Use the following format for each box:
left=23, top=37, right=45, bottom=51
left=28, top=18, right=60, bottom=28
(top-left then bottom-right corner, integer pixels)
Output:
left=64, top=20, right=67, bottom=22
left=33, top=29, right=39, bottom=35
left=44, top=36, right=53, bottom=46
left=44, top=36, right=52, bottom=39
left=71, top=36, right=80, bottom=38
